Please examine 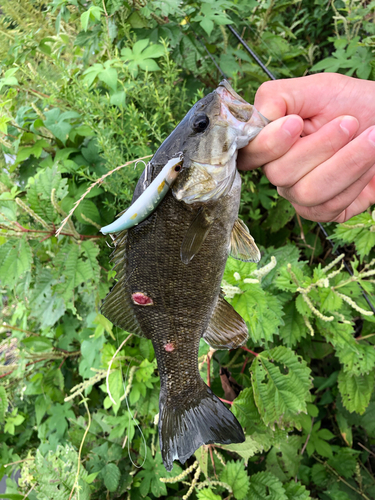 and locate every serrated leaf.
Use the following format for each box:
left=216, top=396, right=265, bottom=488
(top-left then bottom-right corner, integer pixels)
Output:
left=338, top=369, right=375, bottom=414
left=337, top=342, right=375, bottom=376
left=328, top=448, right=359, bottom=479
left=220, top=460, right=249, bottom=499
left=221, top=435, right=269, bottom=466
left=248, top=471, right=287, bottom=500
left=251, top=346, right=312, bottom=428
left=103, top=463, right=120, bottom=492
left=230, top=288, right=284, bottom=345
left=0, top=238, right=32, bottom=287
left=231, top=387, right=266, bottom=433
left=284, top=480, right=312, bottom=500
left=279, top=301, right=308, bottom=347
left=266, top=435, right=302, bottom=481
